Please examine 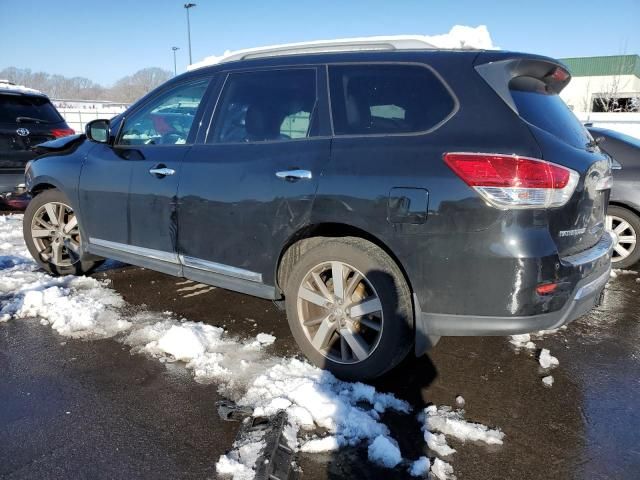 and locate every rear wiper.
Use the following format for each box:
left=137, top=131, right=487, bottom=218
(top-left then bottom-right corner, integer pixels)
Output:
left=586, top=136, right=604, bottom=150
left=16, top=116, right=49, bottom=124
